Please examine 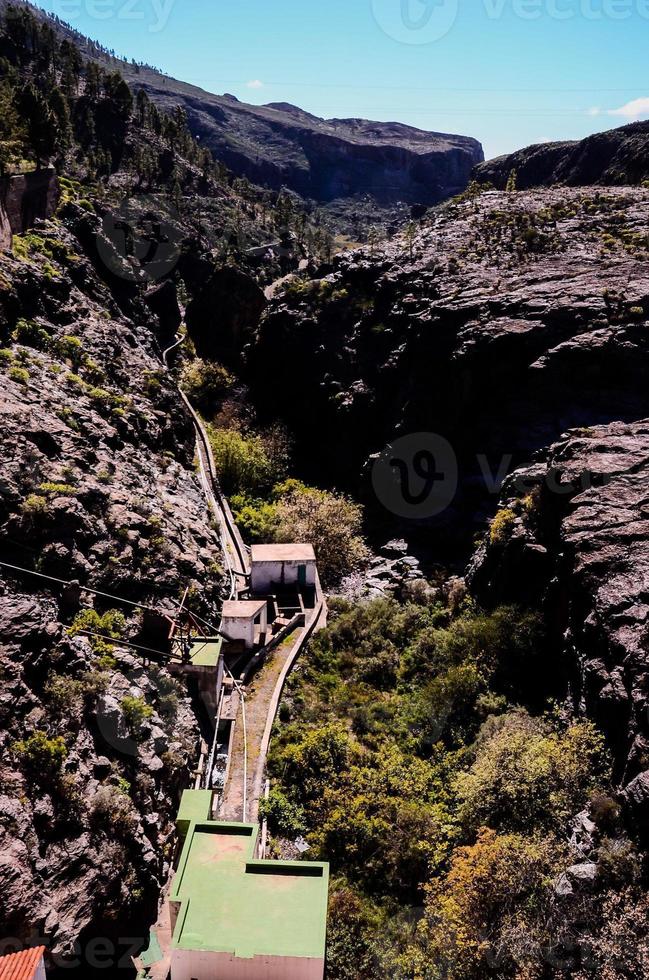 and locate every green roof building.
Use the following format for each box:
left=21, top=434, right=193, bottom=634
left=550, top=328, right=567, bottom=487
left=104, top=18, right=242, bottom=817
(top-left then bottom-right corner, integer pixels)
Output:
left=170, top=791, right=329, bottom=980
